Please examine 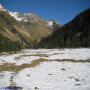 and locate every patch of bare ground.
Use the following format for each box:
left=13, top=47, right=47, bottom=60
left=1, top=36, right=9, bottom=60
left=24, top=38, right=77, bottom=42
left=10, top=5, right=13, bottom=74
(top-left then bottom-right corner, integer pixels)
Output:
left=0, top=51, right=22, bottom=56
left=50, top=59, right=90, bottom=63
left=0, top=58, right=89, bottom=73
left=0, top=58, right=48, bottom=73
